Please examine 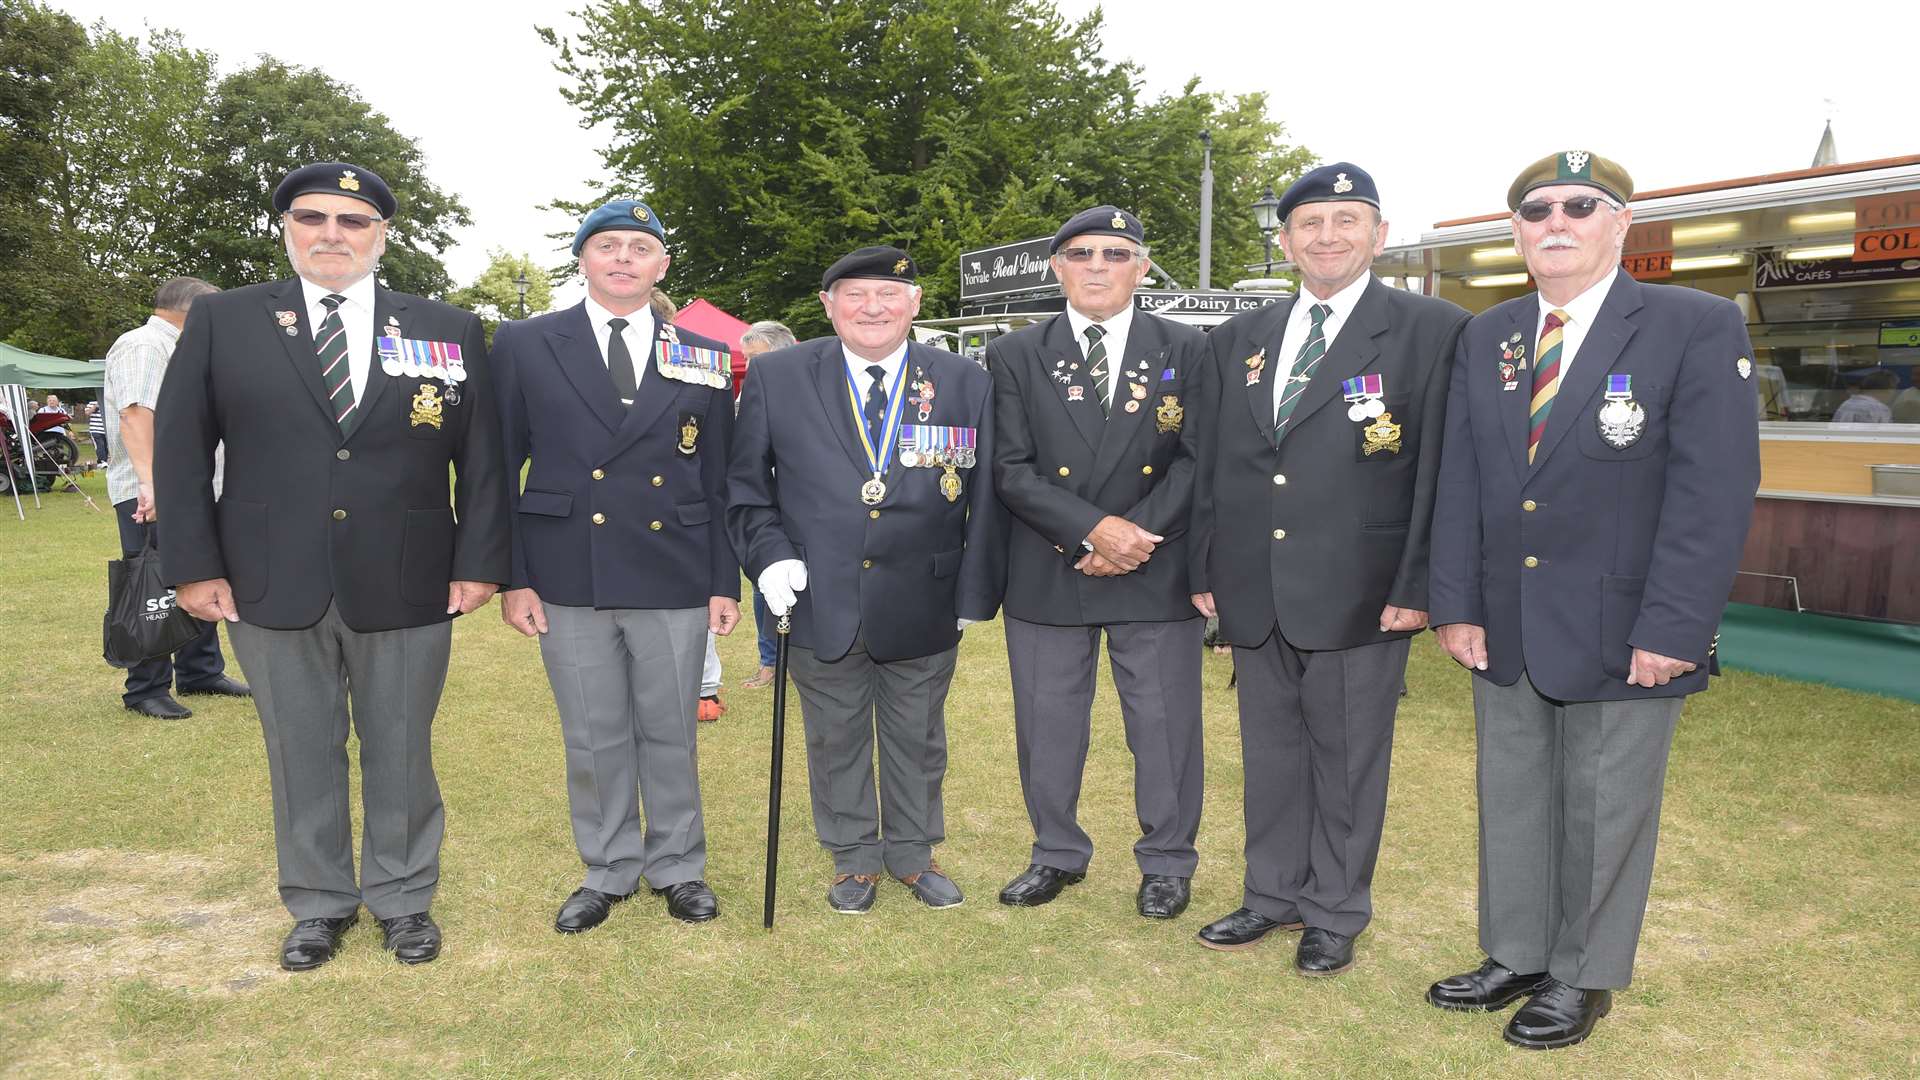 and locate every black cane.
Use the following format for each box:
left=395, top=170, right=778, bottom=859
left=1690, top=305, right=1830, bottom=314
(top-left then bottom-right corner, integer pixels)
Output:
left=763, top=612, right=792, bottom=930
